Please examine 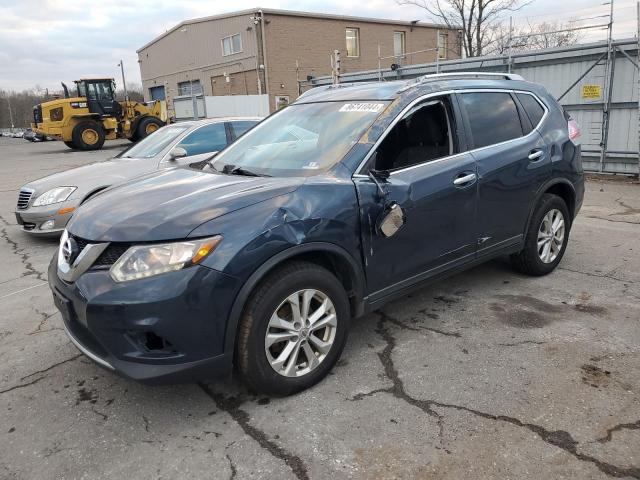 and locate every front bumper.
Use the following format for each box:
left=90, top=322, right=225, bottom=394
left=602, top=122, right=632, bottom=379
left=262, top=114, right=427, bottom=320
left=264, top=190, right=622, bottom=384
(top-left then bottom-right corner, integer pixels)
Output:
left=48, top=257, right=241, bottom=383
left=15, top=208, right=71, bottom=236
